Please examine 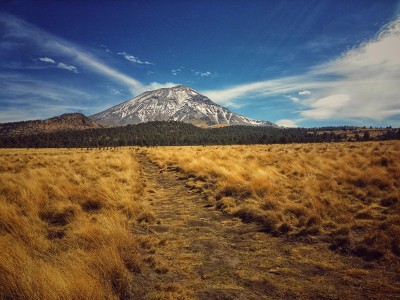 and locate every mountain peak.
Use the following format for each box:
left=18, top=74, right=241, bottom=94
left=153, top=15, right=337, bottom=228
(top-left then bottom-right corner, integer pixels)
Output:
left=171, top=84, right=193, bottom=90
left=90, top=86, right=275, bottom=127
left=150, top=85, right=195, bottom=94
left=172, top=84, right=190, bottom=89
